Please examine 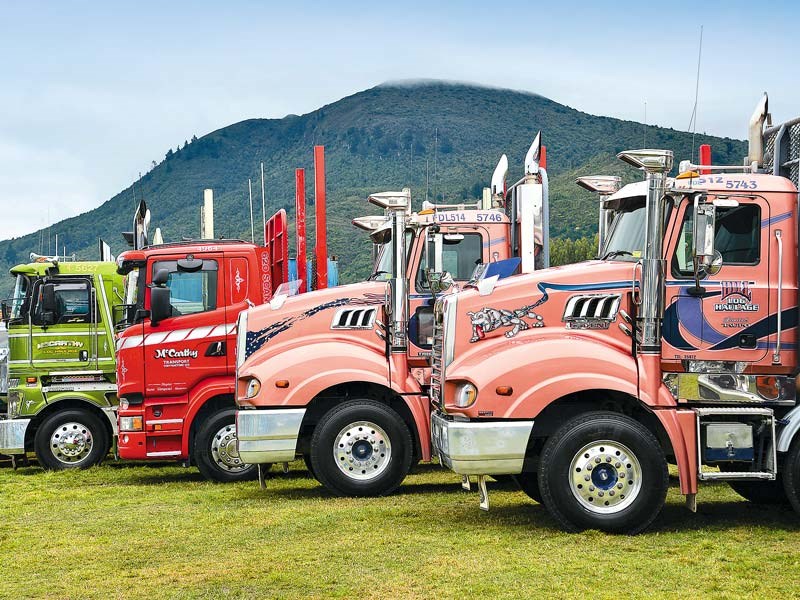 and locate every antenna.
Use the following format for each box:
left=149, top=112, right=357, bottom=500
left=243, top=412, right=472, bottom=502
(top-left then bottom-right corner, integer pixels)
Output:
left=425, top=159, right=430, bottom=202
left=688, top=25, right=704, bottom=161
left=260, top=162, right=266, bottom=245
left=433, top=127, right=438, bottom=202
left=643, top=100, right=647, bottom=147
left=248, top=178, right=255, bottom=243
